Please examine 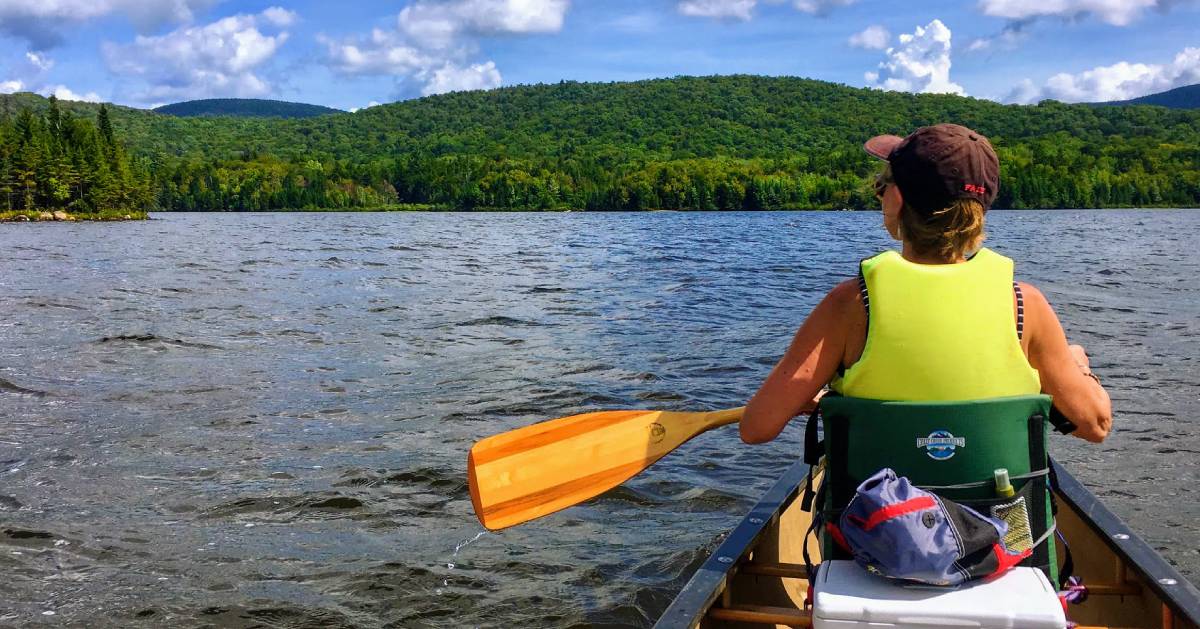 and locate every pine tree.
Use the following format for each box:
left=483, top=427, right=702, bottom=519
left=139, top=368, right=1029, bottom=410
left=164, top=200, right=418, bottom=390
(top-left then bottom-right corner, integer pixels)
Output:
left=97, top=103, right=114, bottom=147
left=47, top=95, right=62, bottom=148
